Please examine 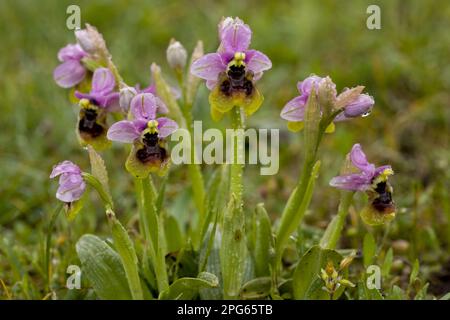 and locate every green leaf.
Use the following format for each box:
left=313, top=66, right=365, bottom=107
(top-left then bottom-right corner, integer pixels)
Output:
left=292, top=245, right=342, bottom=300
left=76, top=234, right=132, bottom=300
left=357, top=280, right=383, bottom=300
left=155, top=174, right=167, bottom=215
left=409, top=259, right=420, bottom=287
left=363, top=233, right=376, bottom=267
left=254, top=203, right=273, bottom=277
left=87, top=145, right=111, bottom=197
left=159, top=272, right=219, bottom=300
left=240, top=277, right=272, bottom=299
left=386, top=285, right=405, bottom=300
left=65, top=195, right=85, bottom=221
left=220, top=196, right=248, bottom=299
left=440, top=292, right=450, bottom=300
left=381, top=248, right=393, bottom=277
left=414, top=283, right=429, bottom=300
left=110, top=217, right=144, bottom=300
left=199, top=228, right=223, bottom=300
left=164, top=215, right=184, bottom=253
left=275, top=161, right=321, bottom=266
